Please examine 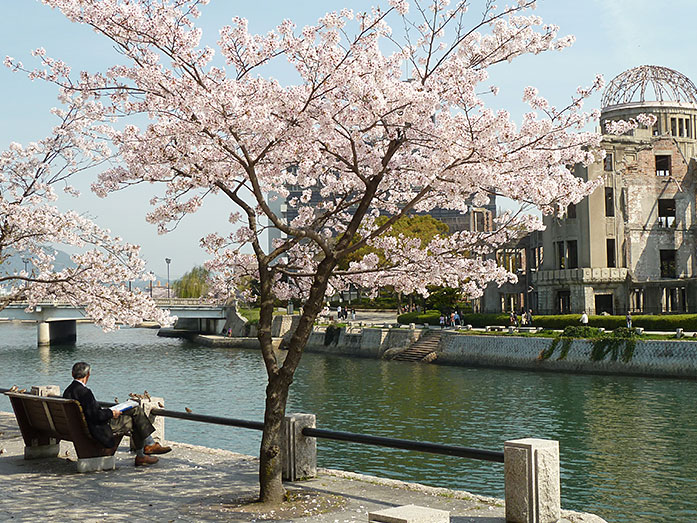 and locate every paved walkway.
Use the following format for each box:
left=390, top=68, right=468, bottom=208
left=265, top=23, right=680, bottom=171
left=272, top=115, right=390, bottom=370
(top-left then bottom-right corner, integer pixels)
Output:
left=0, top=412, right=605, bottom=523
